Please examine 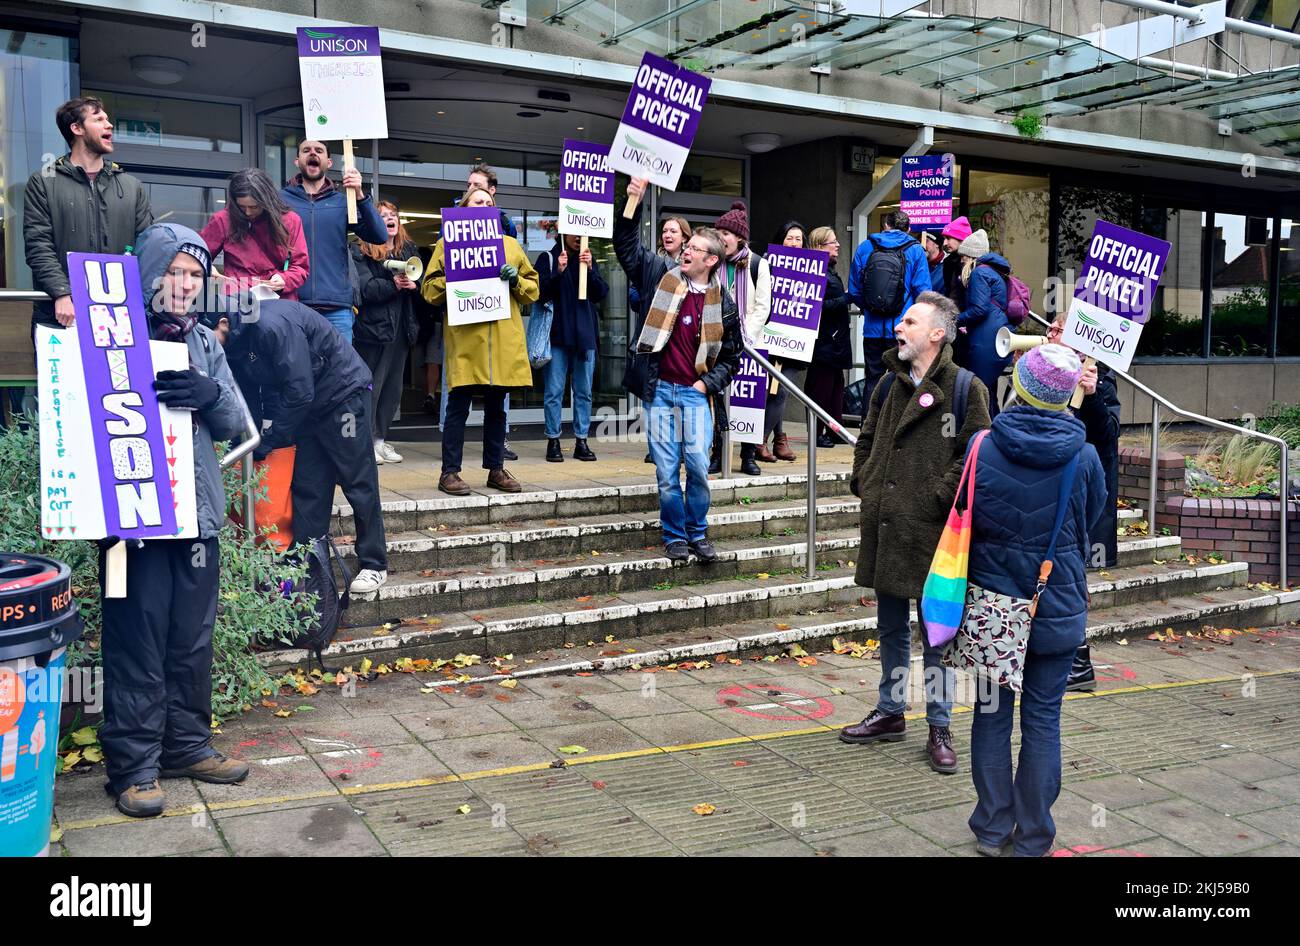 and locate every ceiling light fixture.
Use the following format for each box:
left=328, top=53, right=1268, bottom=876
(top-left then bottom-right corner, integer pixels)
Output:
left=130, top=55, right=189, bottom=85
left=741, top=132, right=782, bottom=153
